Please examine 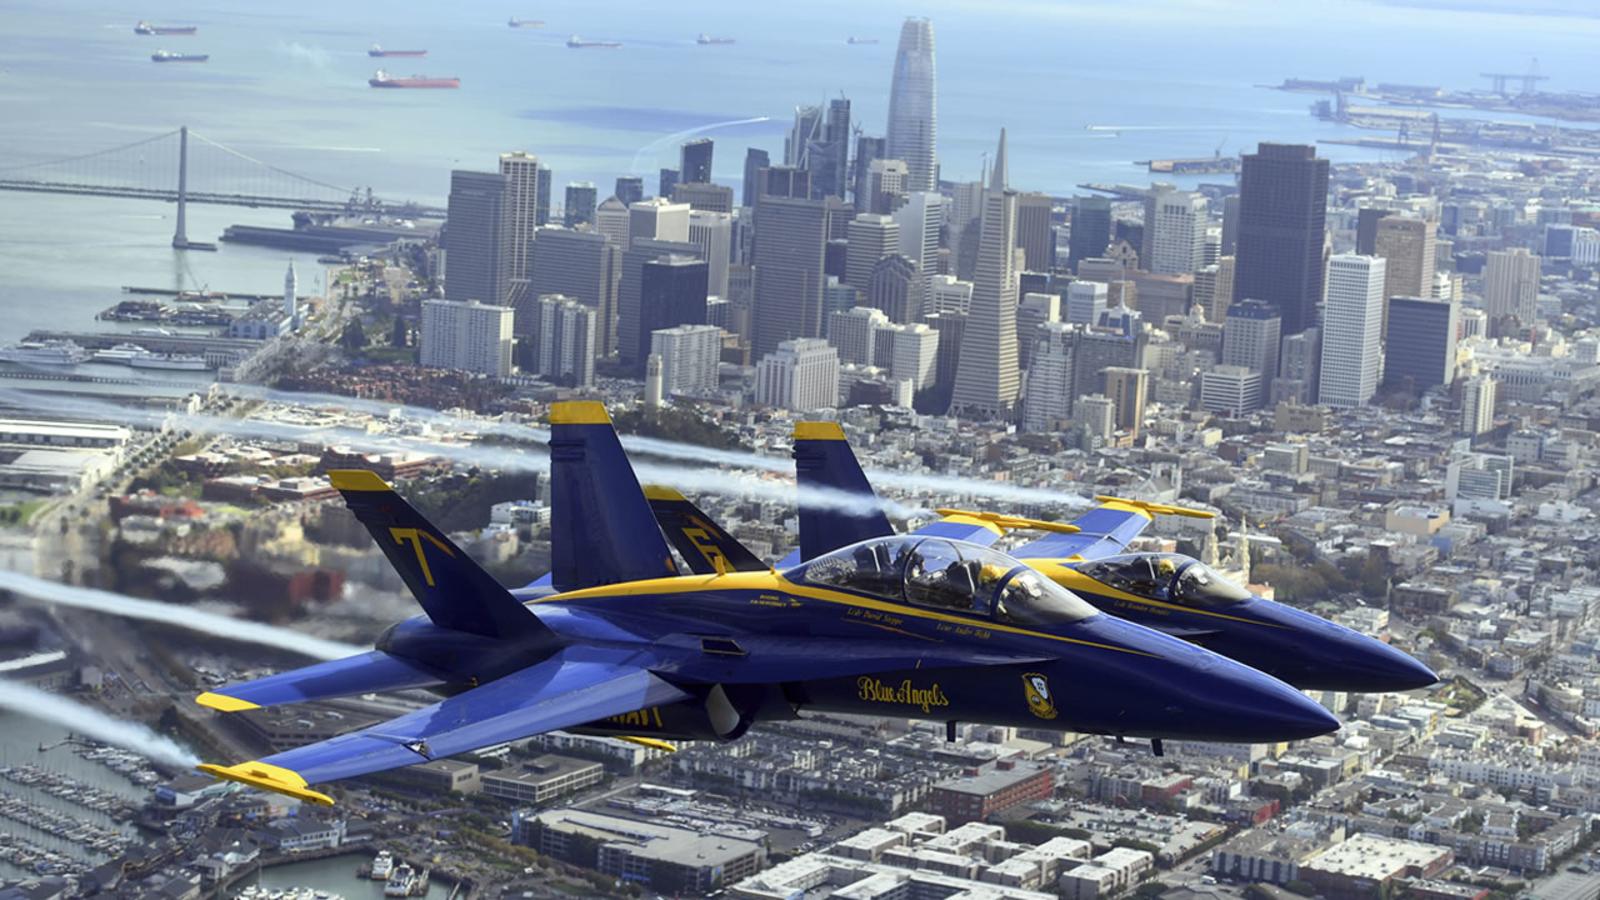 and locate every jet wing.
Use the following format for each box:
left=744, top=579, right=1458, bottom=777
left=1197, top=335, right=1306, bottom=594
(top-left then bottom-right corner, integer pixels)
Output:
left=198, top=646, right=687, bottom=804
left=196, top=650, right=447, bottom=712
left=1011, top=497, right=1214, bottom=562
